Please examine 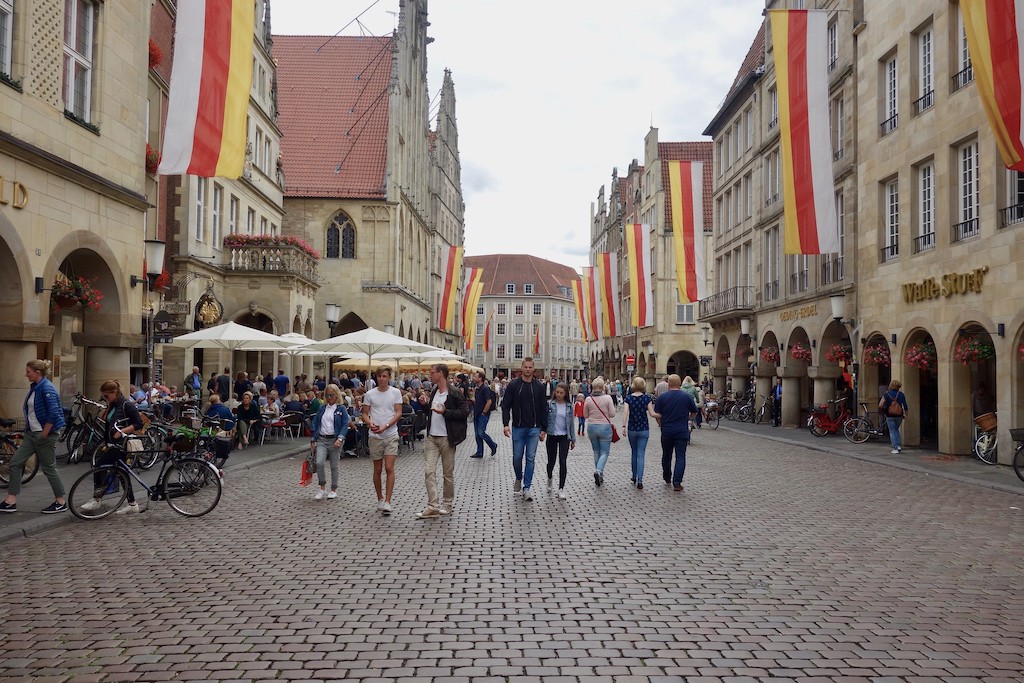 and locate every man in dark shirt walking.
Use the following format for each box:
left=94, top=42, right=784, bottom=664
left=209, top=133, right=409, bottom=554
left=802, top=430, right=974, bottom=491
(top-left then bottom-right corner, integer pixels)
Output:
left=500, top=357, right=548, bottom=501
left=653, top=374, right=698, bottom=492
left=471, top=370, right=498, bottom=458
left=216, top=367, right=231, bottom=403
